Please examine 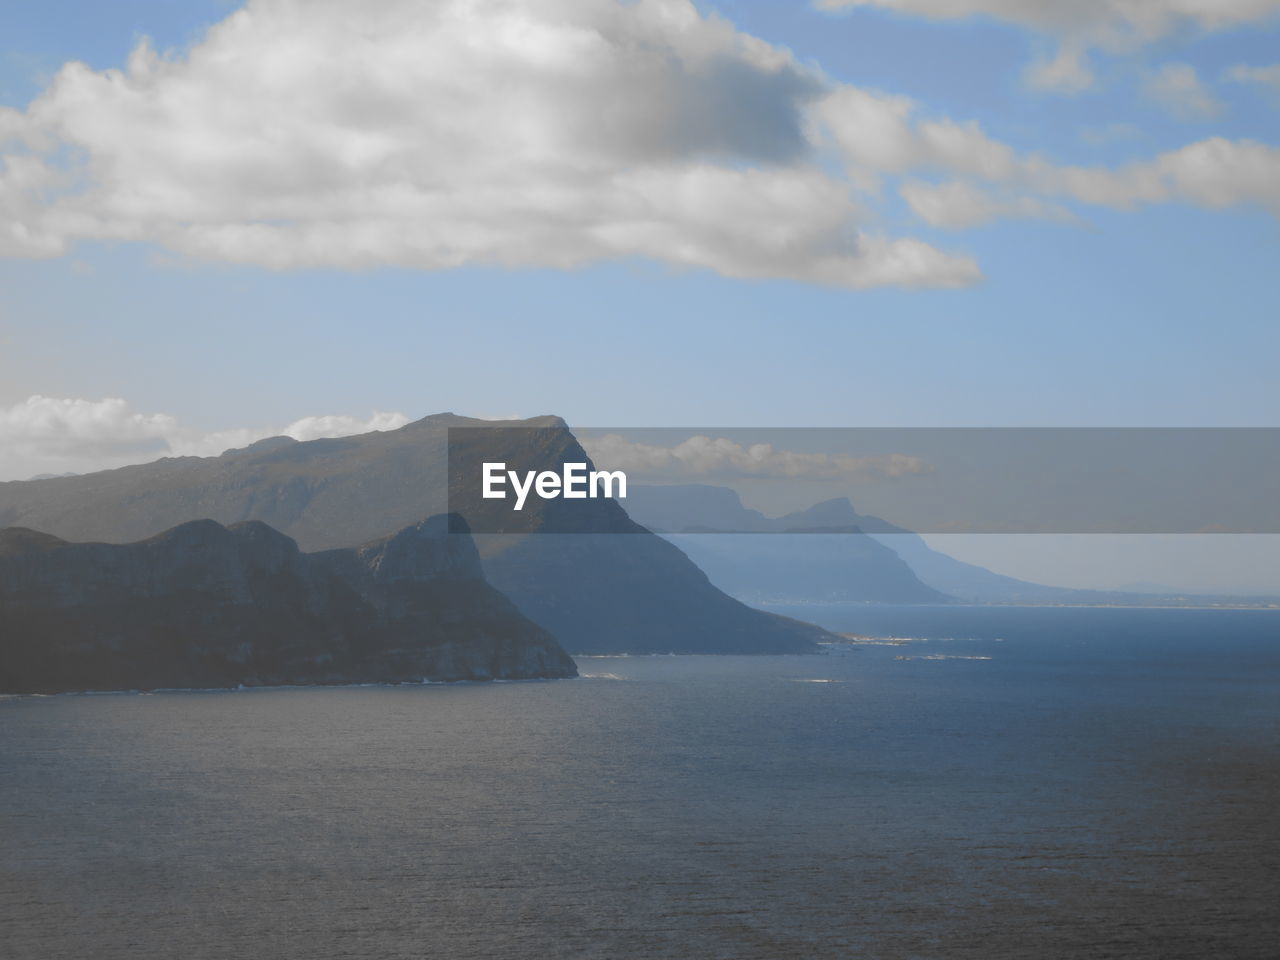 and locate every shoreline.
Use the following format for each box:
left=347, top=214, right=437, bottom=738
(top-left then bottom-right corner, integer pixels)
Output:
left=757, top=599, right=1280, bottom=612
